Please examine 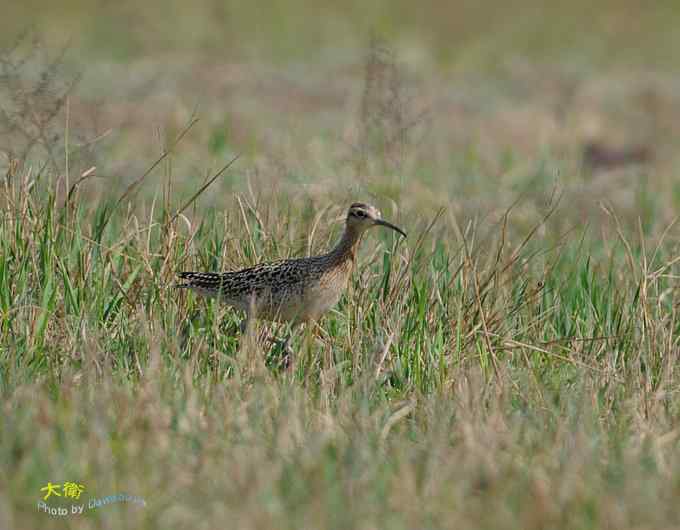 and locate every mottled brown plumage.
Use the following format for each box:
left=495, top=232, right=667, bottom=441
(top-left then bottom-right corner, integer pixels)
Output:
left=177, top=203, right=406, bottom=328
